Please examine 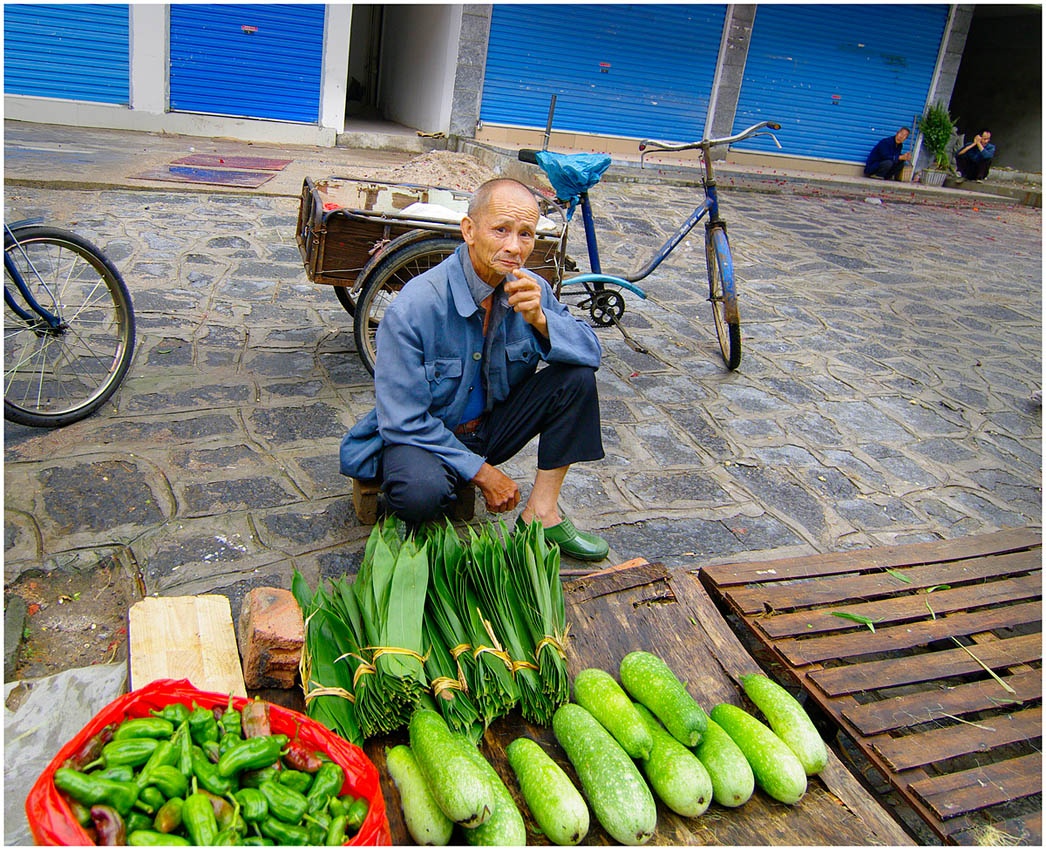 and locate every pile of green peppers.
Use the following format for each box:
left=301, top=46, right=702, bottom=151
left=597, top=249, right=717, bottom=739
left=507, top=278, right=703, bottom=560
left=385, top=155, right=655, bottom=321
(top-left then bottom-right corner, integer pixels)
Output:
left=52, top=698, right=371, bottom=846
